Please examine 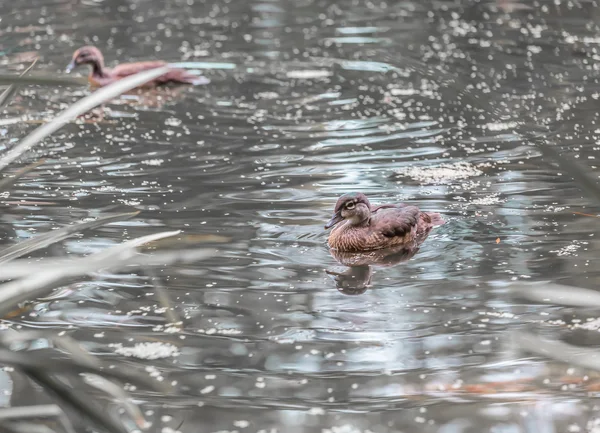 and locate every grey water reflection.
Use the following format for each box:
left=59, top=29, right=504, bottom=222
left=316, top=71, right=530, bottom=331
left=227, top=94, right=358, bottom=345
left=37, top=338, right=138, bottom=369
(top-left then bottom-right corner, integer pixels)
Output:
left=3, top=0, right=600, bottom=431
